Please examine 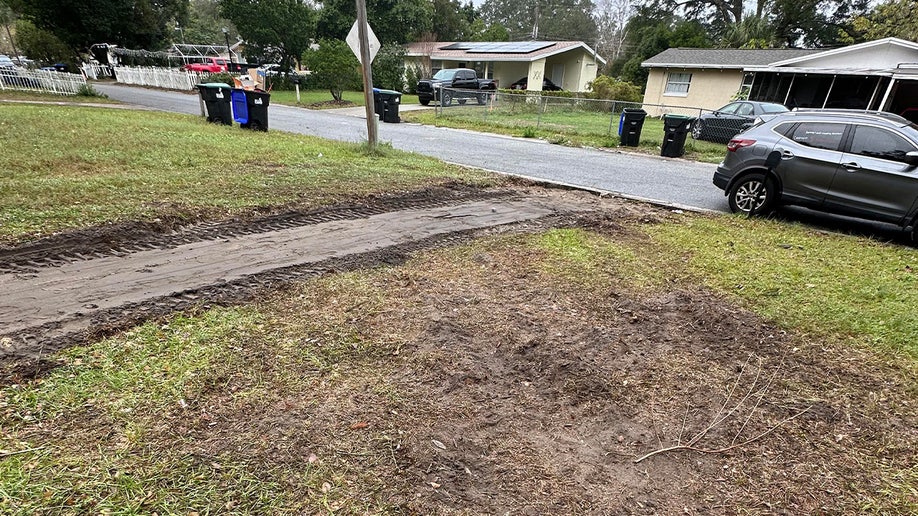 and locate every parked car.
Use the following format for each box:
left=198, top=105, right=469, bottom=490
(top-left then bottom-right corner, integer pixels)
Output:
left=713, top=109, right=918, bottom=239
left=258, top=63, right=296, bottom=77
left=416, top=68, right=496, bottom=106
left=508, top=77, right=562, bottom=91
left=0, top=54, right=14, bottom=69
left=693, top=101, right=788, bottom=143
left=181, top=57, right=228, bottom=73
